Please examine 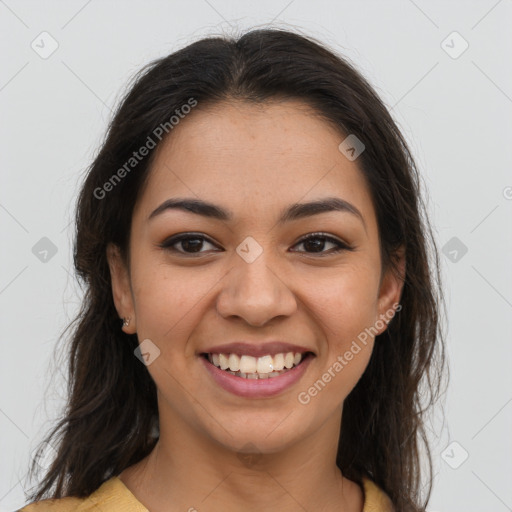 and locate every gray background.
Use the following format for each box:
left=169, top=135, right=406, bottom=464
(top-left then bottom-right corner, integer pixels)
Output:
left=1, top=0, right=511, bottom=510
